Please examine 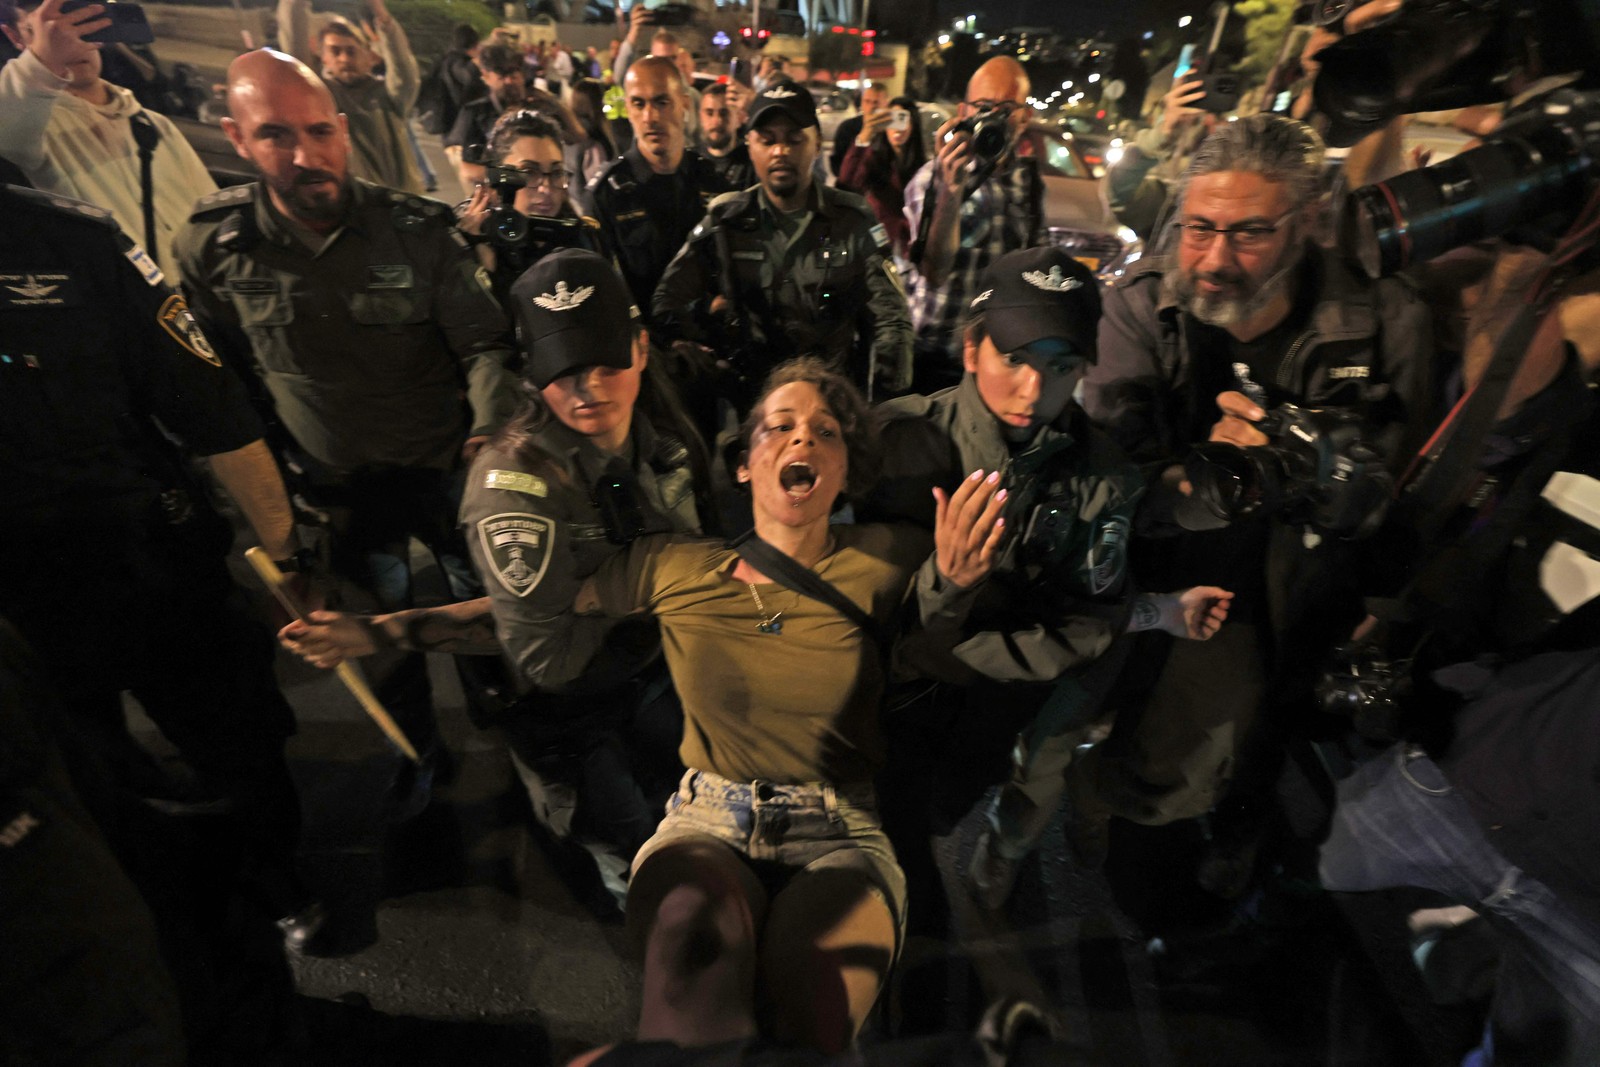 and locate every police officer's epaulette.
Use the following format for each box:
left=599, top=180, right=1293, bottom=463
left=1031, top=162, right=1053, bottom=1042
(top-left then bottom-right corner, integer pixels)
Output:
left=1115, top=251, right=1169, bottom=288
left=384, top=189, right=453, bottom=233
left=190, top=183, right=256, bottom=220
left=877, top=390, right=939, bottom=424
left=189, top=184, right=261, bottom=251
left=3, top=185, right=117, bottom=228
left=705, top=189, right=760, bottom=231
left=580, top=214, right=602, bottom=231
